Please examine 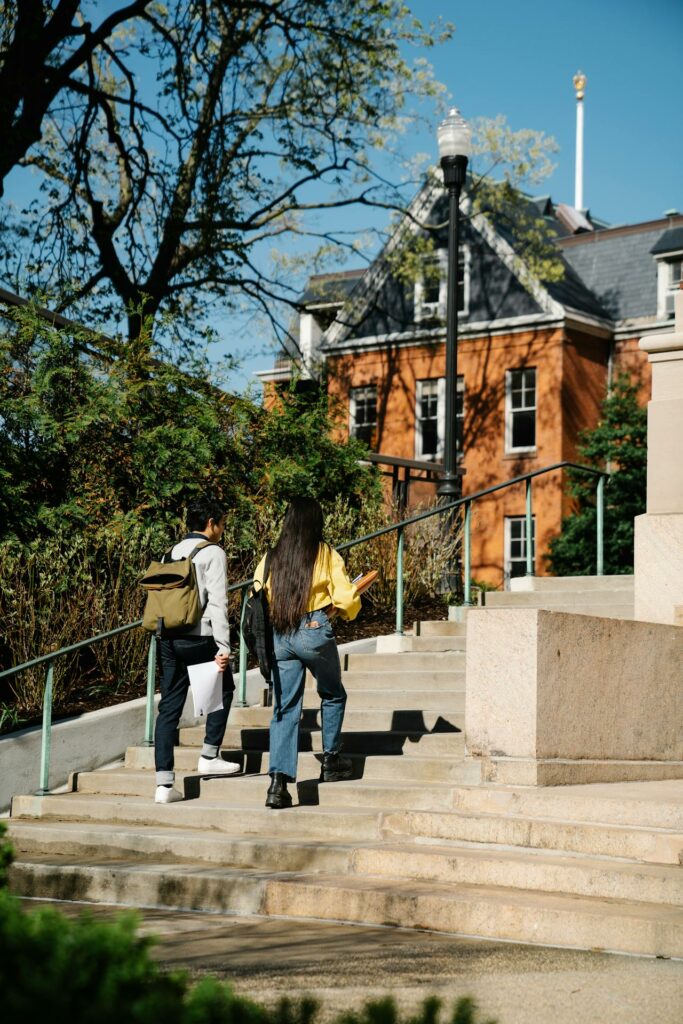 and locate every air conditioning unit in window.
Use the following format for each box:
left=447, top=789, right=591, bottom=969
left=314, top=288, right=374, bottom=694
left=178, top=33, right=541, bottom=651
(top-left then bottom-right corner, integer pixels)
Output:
left=665, top=292, right=676, bottom=318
